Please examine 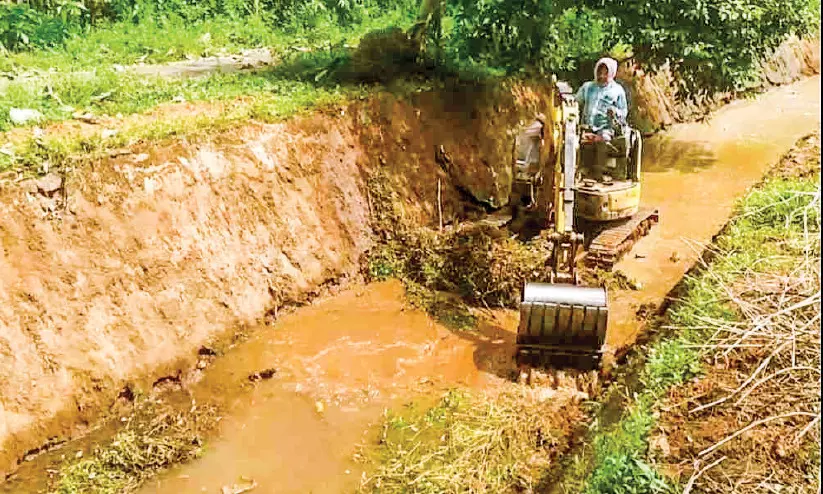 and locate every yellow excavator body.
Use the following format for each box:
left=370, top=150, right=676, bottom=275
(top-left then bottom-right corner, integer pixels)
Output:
left=512, top=78, right=659, bottom=370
